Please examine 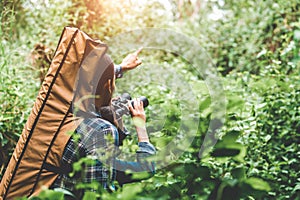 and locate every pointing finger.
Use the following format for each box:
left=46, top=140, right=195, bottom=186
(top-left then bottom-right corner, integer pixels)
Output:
left=133, top=47, right=143, bottom=56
